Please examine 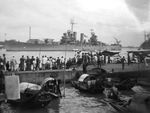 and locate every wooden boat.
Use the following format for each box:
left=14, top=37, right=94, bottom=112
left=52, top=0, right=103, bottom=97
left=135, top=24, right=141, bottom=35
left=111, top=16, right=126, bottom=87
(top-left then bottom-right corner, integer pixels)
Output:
left=103, top=77, right=137, bottom=91
left=72, top=68, right=107, bottom=93
left=7, top=77, right=61, bottom=108
left=111, top=78, right=137, bottom=90
left=103, top=87, right=132, bottom=112
left=102, top=97, right=132, bottom=112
